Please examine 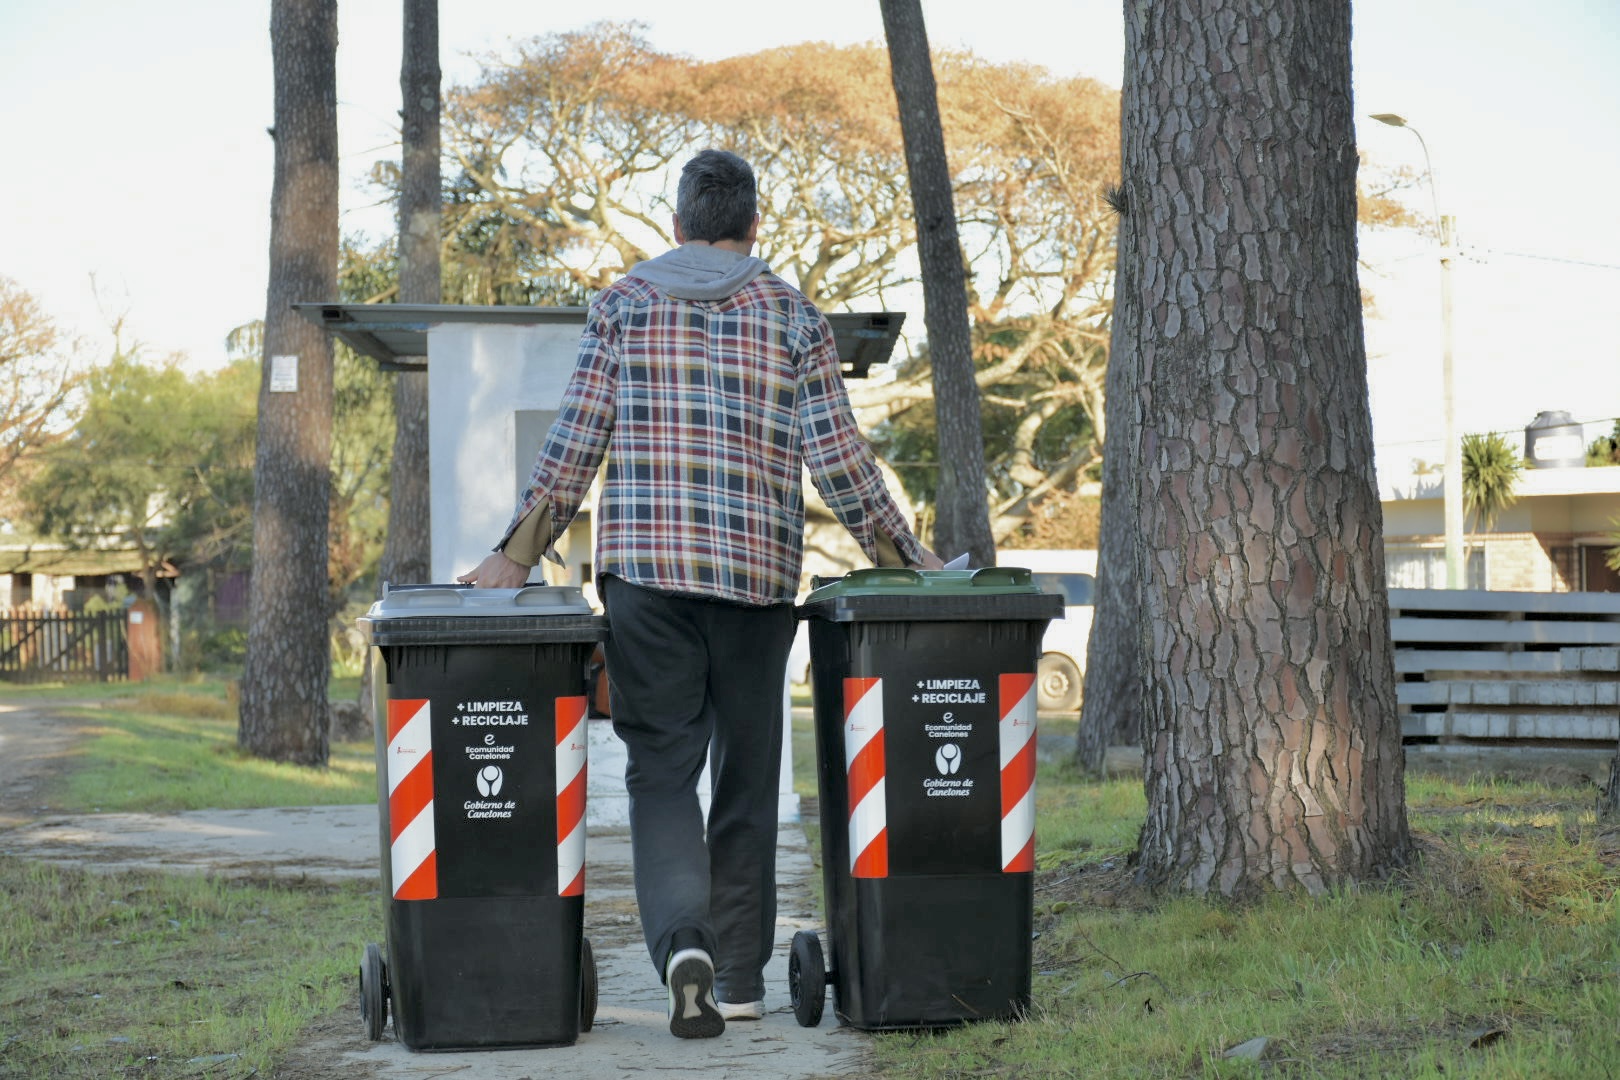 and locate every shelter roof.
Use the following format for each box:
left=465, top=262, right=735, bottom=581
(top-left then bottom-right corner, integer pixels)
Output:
left=295, top=303, right=906, bottom=379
